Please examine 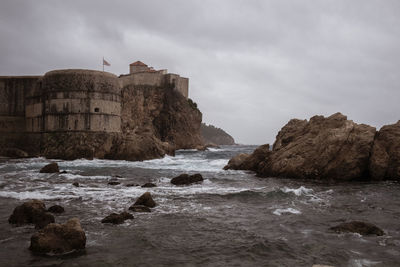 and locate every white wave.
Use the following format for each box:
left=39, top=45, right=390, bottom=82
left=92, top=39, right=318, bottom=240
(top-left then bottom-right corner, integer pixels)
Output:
left=273, top=208, right=301, bottom=216
left=0, top=190, right=78, bottom=200
left=349, top=259, right=381, bottom=267
left=281, top=186, right=313, bottom=196
left=59, top=173, right=111, bottom=180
